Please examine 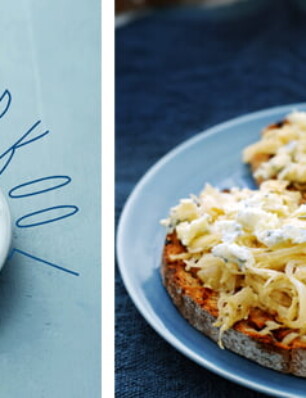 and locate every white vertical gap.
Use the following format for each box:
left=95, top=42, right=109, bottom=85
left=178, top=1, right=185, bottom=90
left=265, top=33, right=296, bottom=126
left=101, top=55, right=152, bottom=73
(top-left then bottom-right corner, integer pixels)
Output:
left=102, top=0, right=114, bottom=396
